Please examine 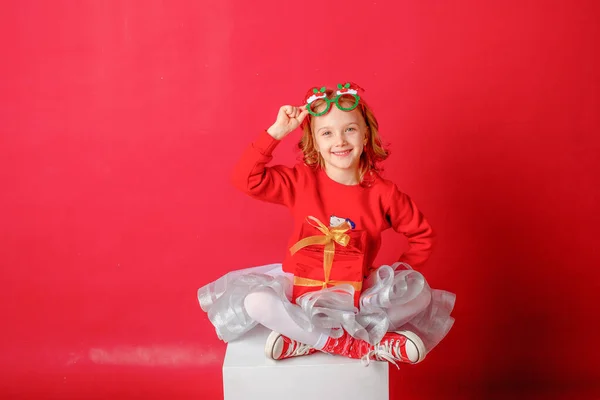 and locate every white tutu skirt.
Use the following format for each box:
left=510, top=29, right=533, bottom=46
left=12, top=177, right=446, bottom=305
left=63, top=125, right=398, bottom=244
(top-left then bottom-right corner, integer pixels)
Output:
left=197, top=262, right=455, bottom=353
